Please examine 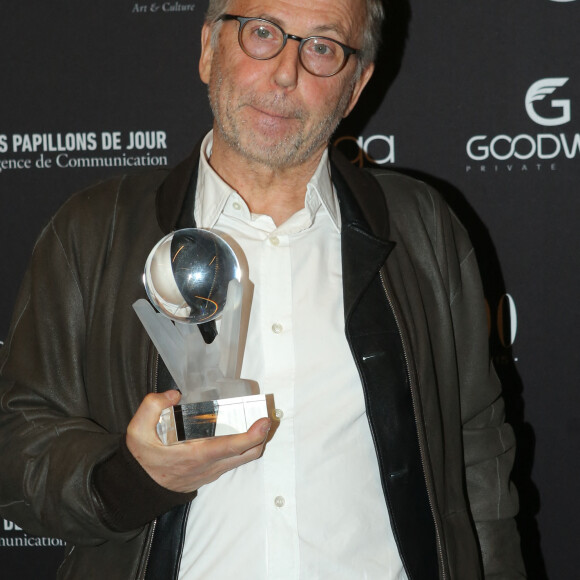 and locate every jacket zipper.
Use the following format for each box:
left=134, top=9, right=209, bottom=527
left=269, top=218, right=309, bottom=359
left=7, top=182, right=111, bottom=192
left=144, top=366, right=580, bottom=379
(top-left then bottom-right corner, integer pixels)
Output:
left=379, top=270, right=447, bottom=580
left=138, top=350, right=160, bottom=580
left=139, top=519, right=157, bottom=580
